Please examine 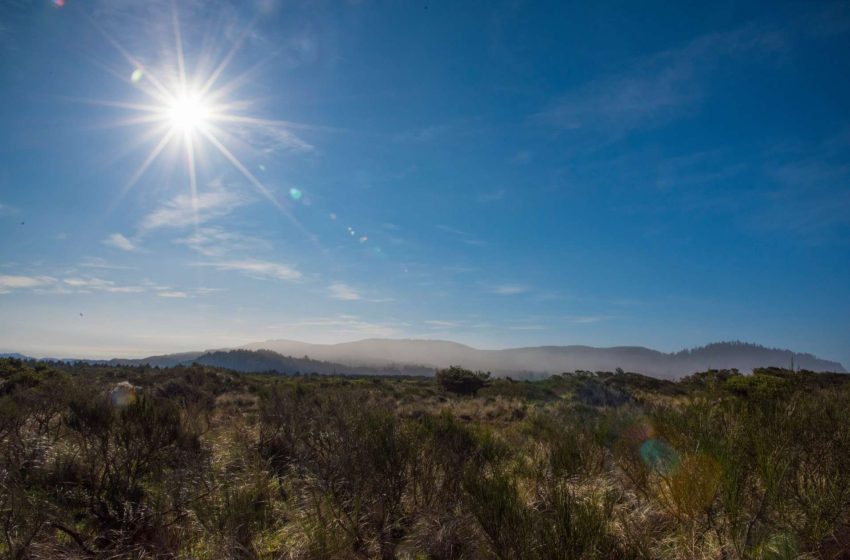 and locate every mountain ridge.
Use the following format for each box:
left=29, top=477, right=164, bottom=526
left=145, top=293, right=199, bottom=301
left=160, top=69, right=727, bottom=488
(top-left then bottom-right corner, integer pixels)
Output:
left=239, top=338, right=845, bottom=379
left=3, top=340, right=844, bottom=379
